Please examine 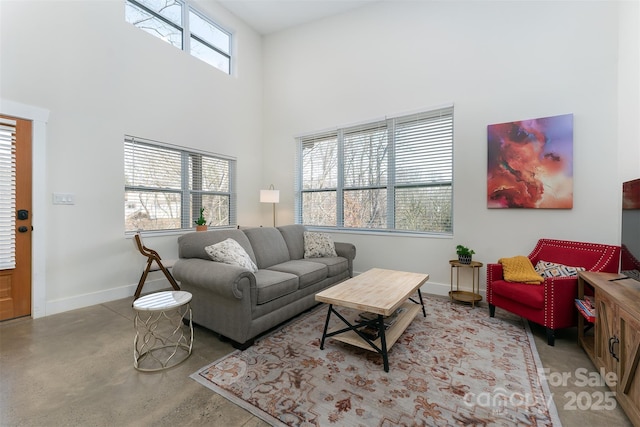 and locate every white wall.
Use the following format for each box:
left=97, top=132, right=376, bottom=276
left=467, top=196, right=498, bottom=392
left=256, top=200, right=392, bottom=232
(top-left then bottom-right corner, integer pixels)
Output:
left=262, top=1, right=634, bottom=295
left=0, top=0, right=264, bottom=315
left=618, top=0, right=640, bottom=183
left=1, top=0, right=637, bottom=315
